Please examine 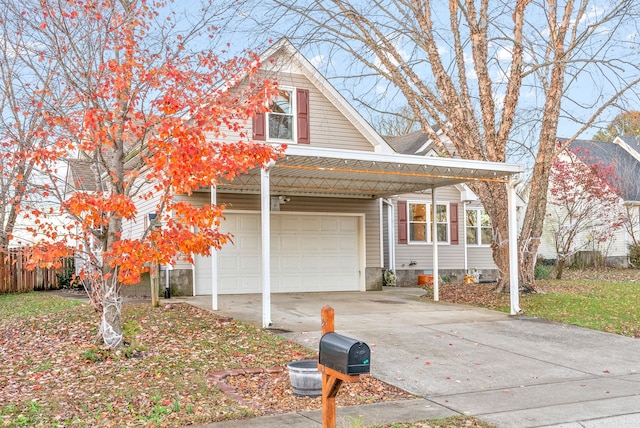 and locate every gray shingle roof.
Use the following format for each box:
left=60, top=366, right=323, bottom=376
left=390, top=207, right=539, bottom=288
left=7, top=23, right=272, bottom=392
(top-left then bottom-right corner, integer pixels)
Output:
left=383, top=126, right=459, bottom=157
left=383, top=131, right=430, bottom=155
left=567, top=138, right=640, bottom=201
